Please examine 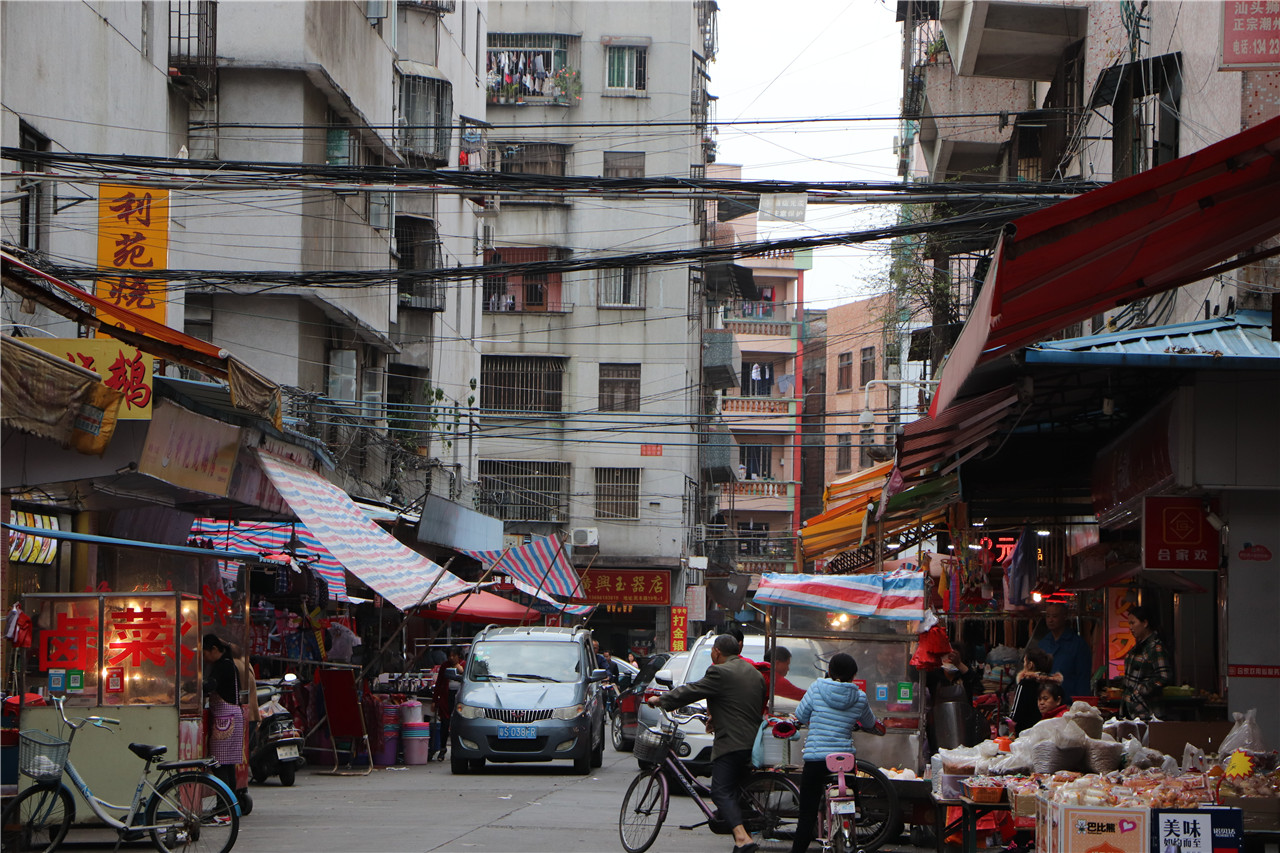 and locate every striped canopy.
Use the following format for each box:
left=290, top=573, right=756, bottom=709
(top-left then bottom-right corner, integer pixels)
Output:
left=754, top=569, right=927, bottom=621
left=255, top=450, right=473, bottom=610
left=508, top=578, right=595, bottom=618
left=190, top=517, right=350, bottom=602
left=462, top=534, right=583, bottom=599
